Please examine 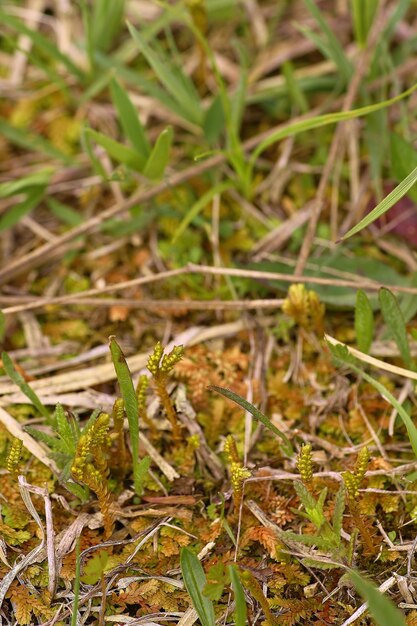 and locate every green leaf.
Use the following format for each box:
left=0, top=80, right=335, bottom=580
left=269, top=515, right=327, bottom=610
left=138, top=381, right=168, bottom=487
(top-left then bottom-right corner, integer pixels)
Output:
left=84, top=128, right=146, bottom=171
left=180, top=548, right=216, bottom=626
left=90, top=0, right=125, bottom=54
left=0, top=169, right=52, bottom=198
left=390, top=132, right=417, bottom=202
left=47, top=198, right=83, bottom=226
left=342, top=162, right=417, bottom=240
left=302, top=0, right=353, bottom=80
left=2, top=352, right=50, bottom=420
left=327, top=340, right=417, bottom=459
left=203, top=94, right=225, bottom=144
left=172, top=181, right=234, bottom=243
left=208, top=385, right=293, bottom=455
left=250, top=82, right=417, bottom=171
left=0, top=119, right=74, bottom=164
left=54, top=403, right=77, bottom=453
left=0, top=186, right=45, bottom=232
left=24, top=425, right=67, bottom=454
left=0, top=9, right=84, bottom=81
left=351, top=0, right=379, bottom=47
left=81, top=550, right=109, bottom=585
left=350, top=570, right=407, bottom=626
left=379, top=288, right=411, bottom=368
left=110, top=78, right=151, bottom=158
left=355, top=290, right=374, bottom=353
left=127, top=22, right=204, bottom=126
left=109, top=337, right=142, bottom=495
left=228, top=565, right=247, bottom=626
left=142, top=126, right=173, bottom=180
